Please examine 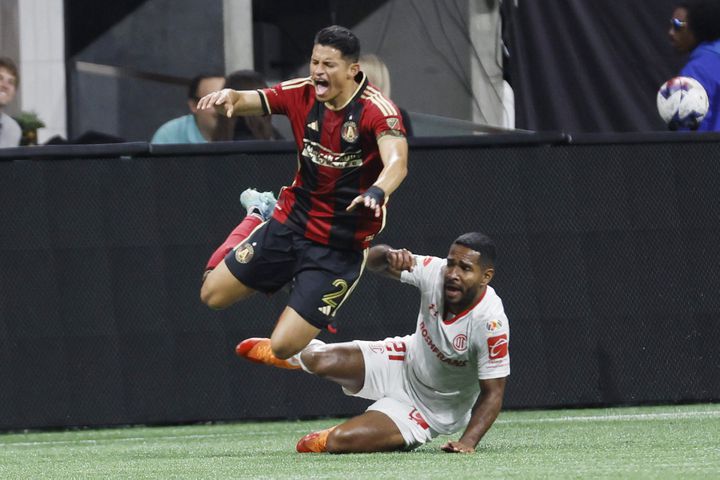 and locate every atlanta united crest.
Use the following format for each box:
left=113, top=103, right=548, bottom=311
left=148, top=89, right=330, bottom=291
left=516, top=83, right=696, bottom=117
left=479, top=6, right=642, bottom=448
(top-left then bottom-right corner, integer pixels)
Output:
left=341, top=120, right=359, bottom=143
left=234, top=242, right=254, bottom=264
